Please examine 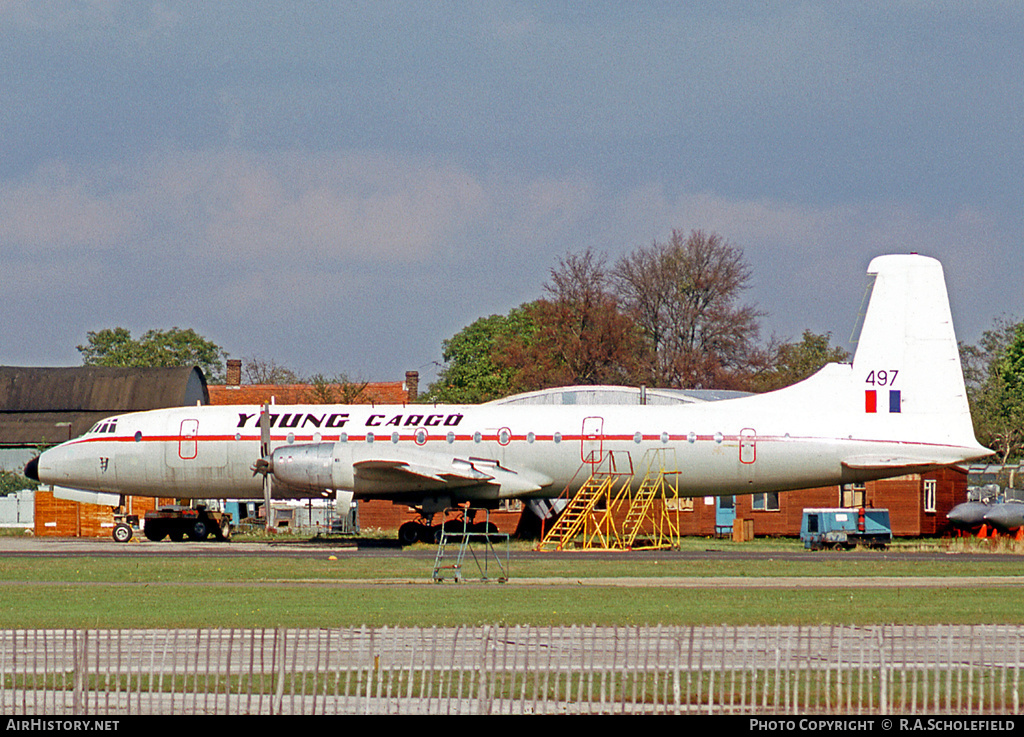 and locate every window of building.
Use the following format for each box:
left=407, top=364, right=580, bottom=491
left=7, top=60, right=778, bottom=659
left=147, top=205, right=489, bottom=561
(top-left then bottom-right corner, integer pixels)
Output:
left=842, top=484, right=866, bottom=508
left=924, top=479, right=937, bottom=513
left=751, top=492, right=779, bottom=511
left=665, top=497, right=694, bottom=512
